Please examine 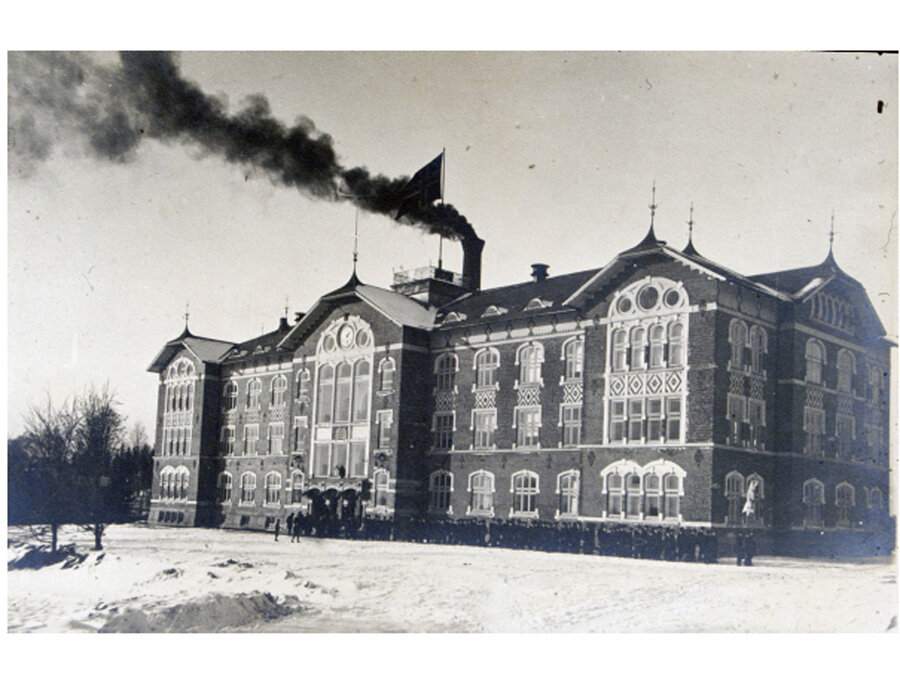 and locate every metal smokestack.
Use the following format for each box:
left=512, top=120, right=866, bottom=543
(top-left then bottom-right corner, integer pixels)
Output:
left=462, top=236, right=485, bottom=293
